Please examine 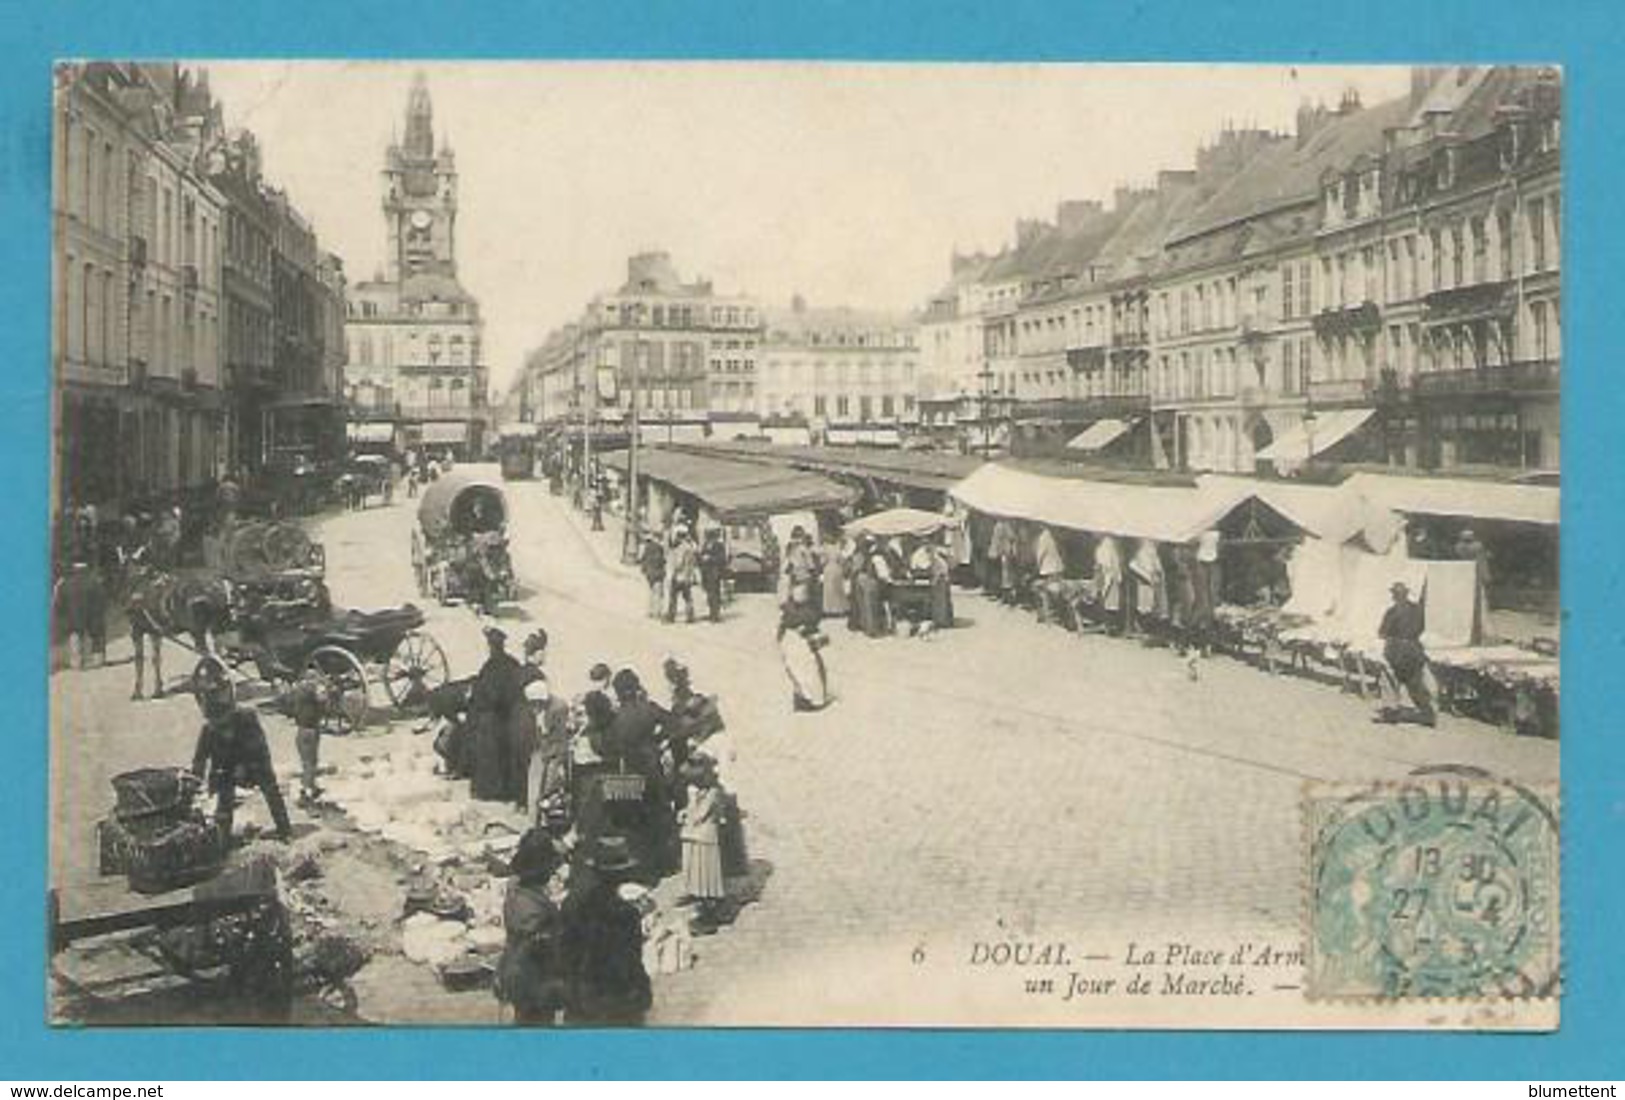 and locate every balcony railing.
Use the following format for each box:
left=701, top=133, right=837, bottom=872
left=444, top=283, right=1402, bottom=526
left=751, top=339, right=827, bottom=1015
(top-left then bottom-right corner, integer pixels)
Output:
left=1312, top=301, right=1382, bottom=340
left=1111, top=330, right=1149, bottom=349
left=1412, top=359, right=1560, bottom=398
left=1422, top=280, right=1515, bottom=324
left=1307, top=377, right=1374, bottom=404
